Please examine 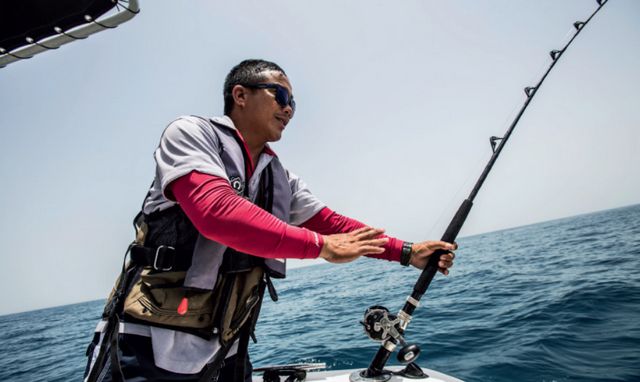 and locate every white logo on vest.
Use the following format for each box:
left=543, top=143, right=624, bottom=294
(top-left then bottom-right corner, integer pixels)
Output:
left=229, top=176, right=245, bottom=195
